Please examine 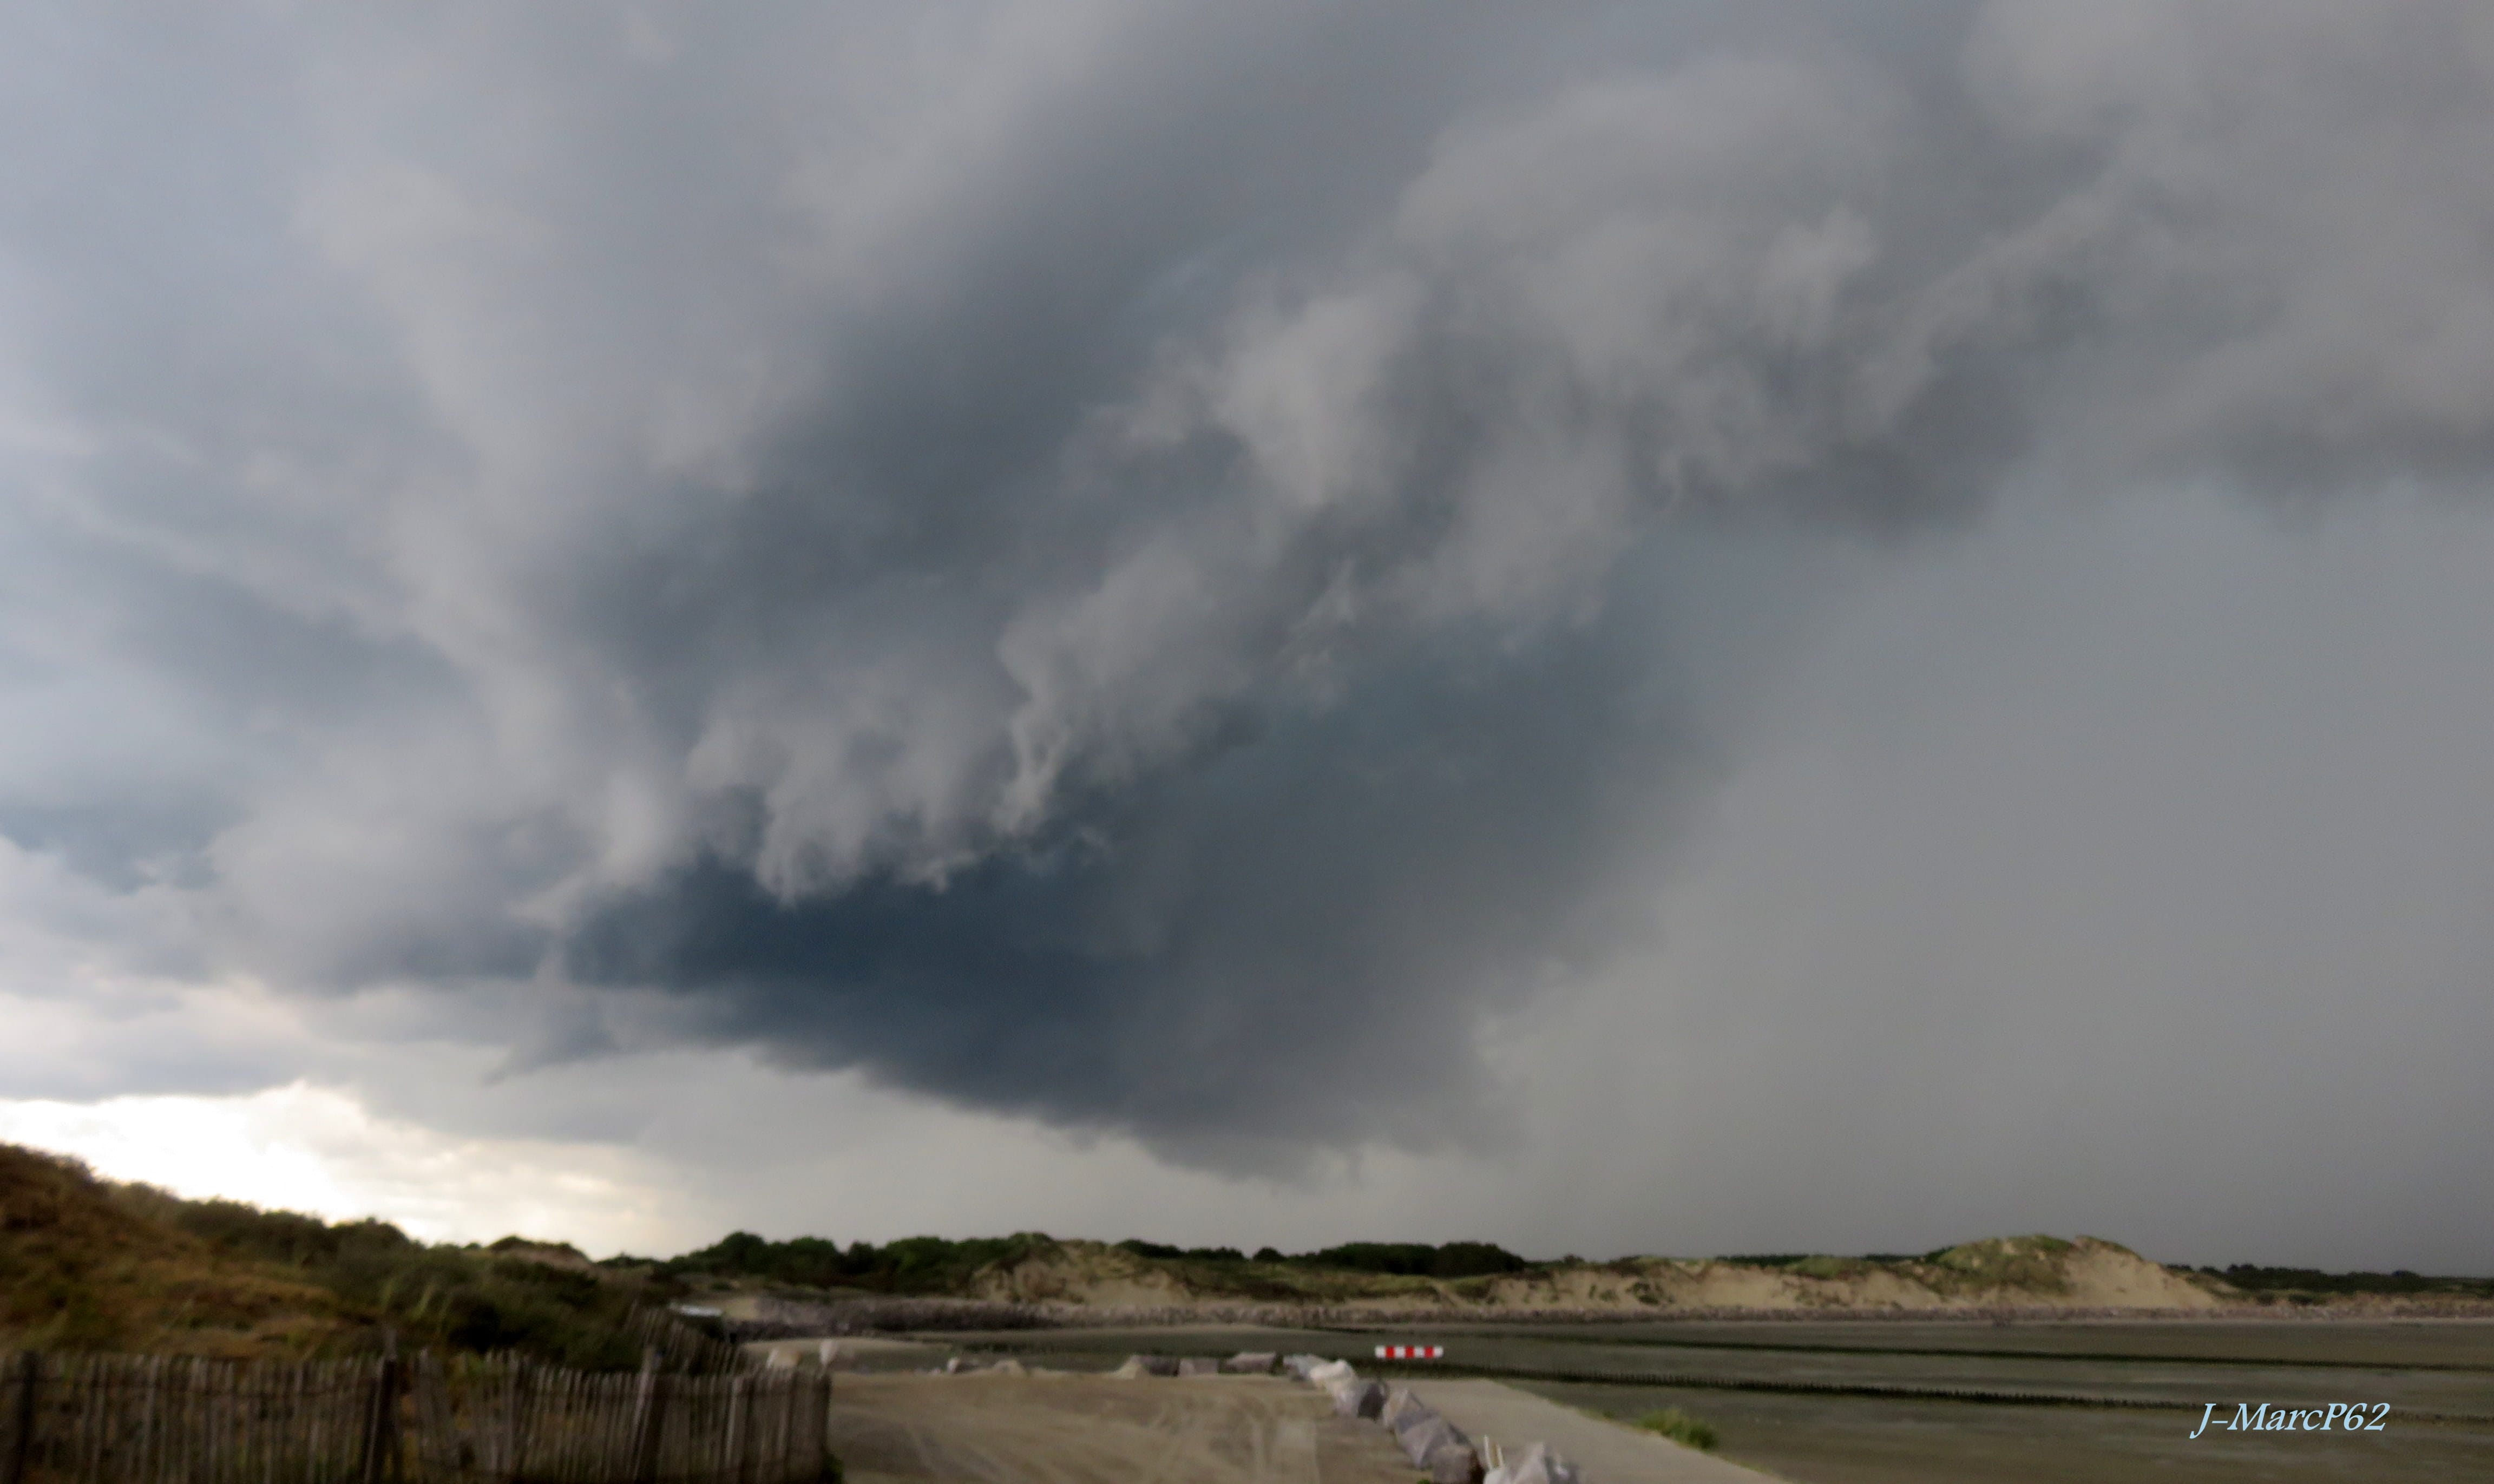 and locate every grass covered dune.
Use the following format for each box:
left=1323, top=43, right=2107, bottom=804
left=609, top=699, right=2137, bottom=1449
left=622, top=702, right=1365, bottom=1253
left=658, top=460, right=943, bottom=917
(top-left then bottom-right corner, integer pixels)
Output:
left=8, top=1138, right=2489, bottom=1368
